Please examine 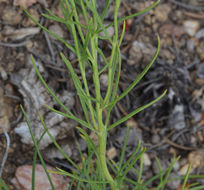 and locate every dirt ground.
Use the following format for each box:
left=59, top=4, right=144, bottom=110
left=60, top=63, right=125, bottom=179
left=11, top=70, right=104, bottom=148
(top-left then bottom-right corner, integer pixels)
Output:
left=0, top=0, right=204, bottom=189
